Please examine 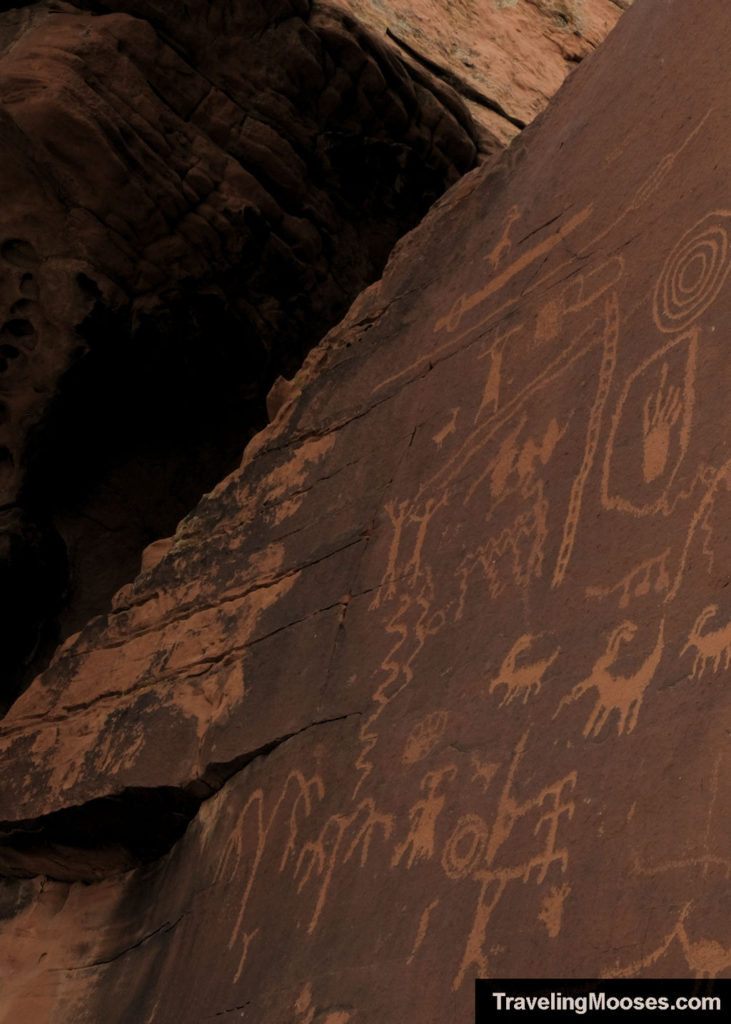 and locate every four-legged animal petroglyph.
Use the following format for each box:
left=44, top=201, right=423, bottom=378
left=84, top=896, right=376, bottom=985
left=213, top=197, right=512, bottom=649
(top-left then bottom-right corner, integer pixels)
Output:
left=554, top=620, right=665, bottom=738
left=603, top=903, right=731, bottom=979
left=681, top=604, right=731, bottom=678
left=489, top=634, right=559, bottom=707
